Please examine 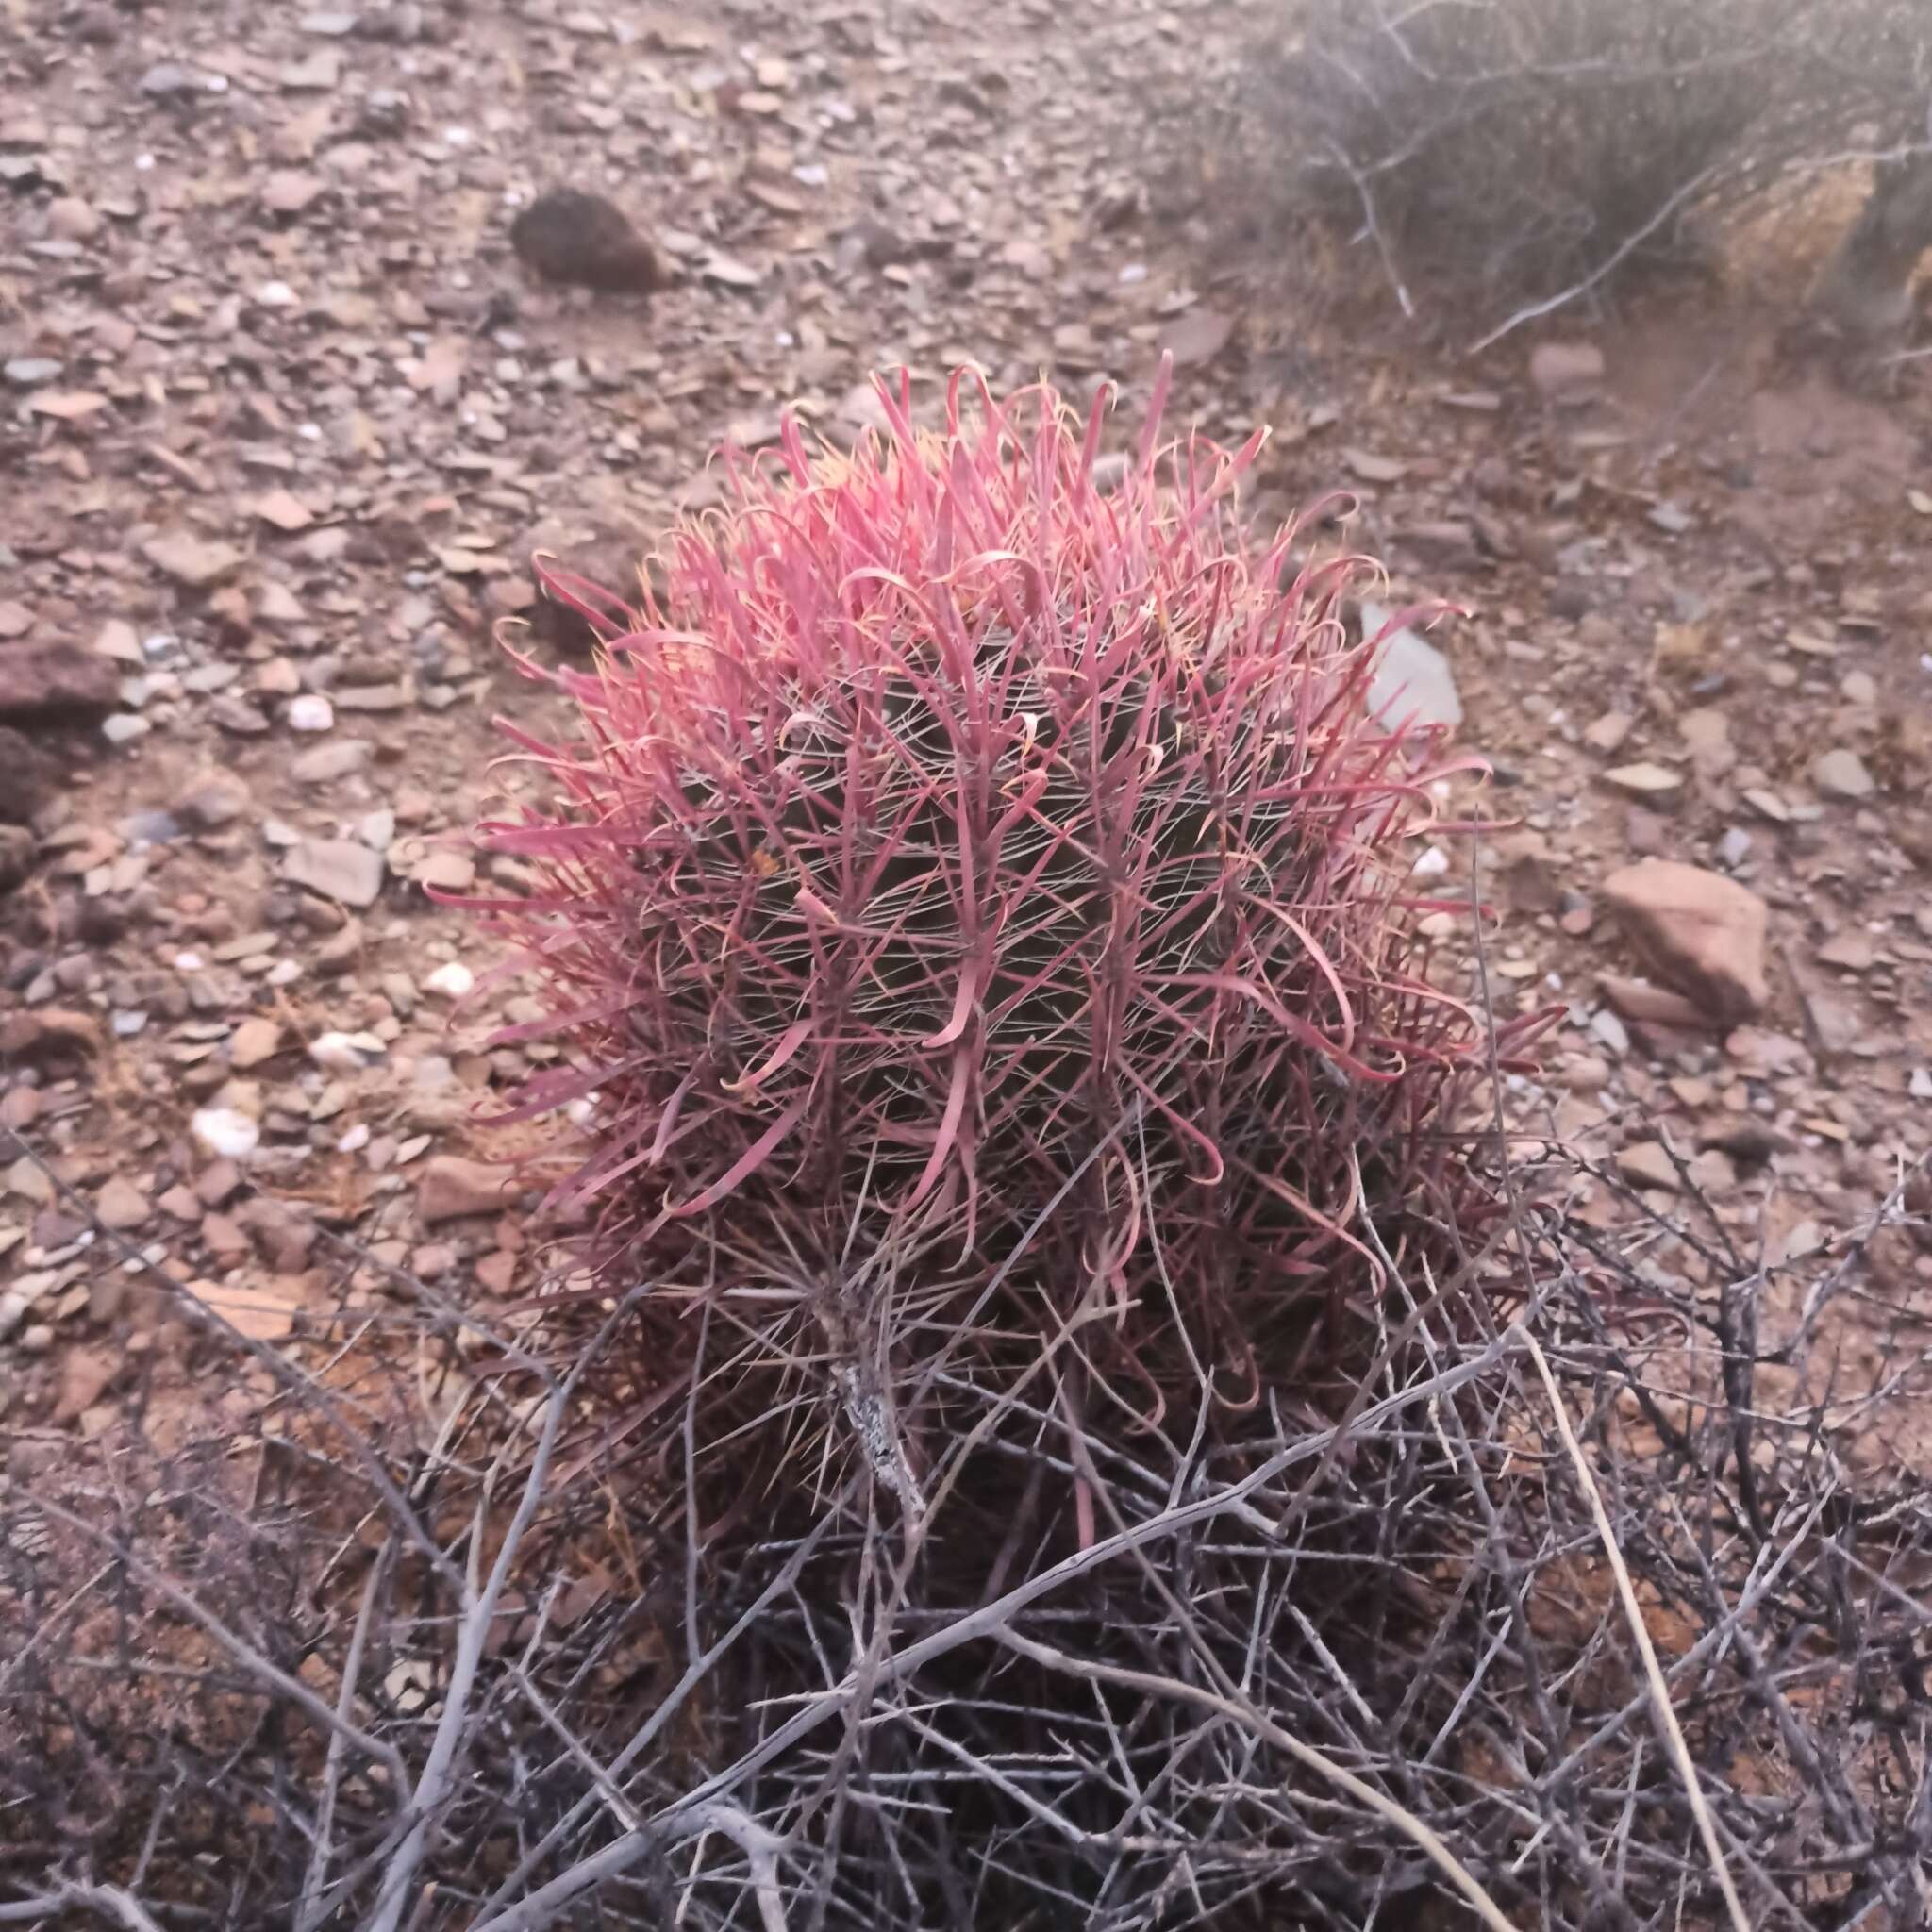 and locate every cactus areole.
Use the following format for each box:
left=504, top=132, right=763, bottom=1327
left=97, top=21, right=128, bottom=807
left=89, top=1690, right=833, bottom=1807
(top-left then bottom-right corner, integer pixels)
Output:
left=461, top=360, right=1541, bottom=1499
